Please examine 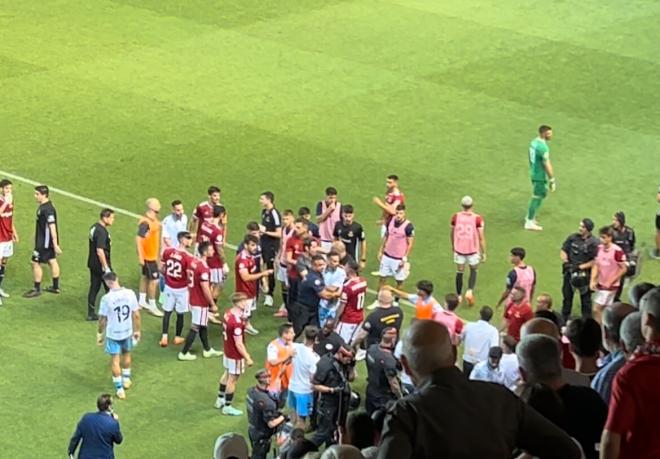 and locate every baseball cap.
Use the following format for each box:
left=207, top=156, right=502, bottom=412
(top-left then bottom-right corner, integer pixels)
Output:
left=213, top=433, right=249, bottom=459
left=461, top=195, right=473, bottom=207
left=488, top=346, right=503, bottom=359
